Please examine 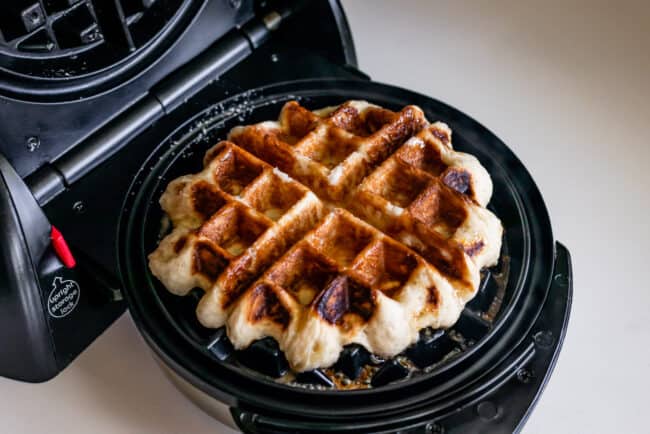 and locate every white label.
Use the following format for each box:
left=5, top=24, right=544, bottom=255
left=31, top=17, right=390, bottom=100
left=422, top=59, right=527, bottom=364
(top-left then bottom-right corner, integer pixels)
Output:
left=48, top=276, right=80, bottom=319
